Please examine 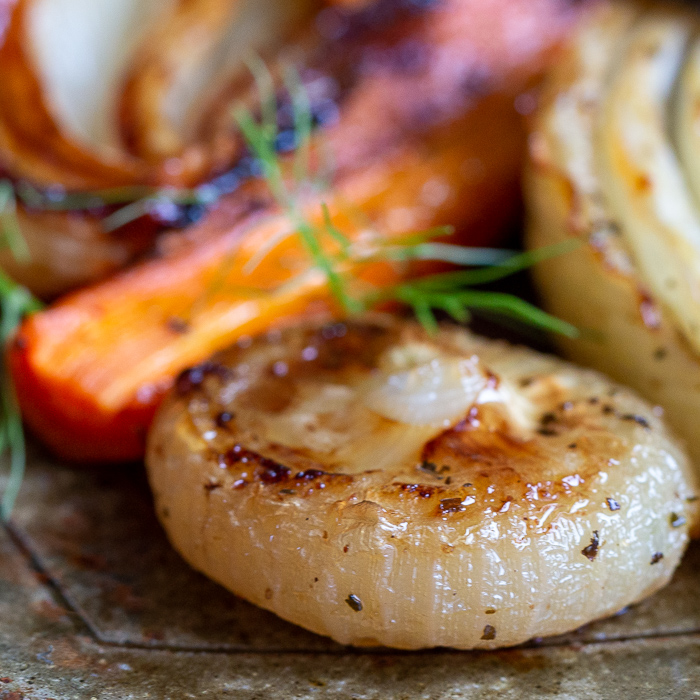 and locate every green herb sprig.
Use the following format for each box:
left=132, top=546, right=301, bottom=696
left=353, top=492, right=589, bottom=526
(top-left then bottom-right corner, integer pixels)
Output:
left=0, top=188, right=43, bottom=520
left=234, top=61, right=579, bottom=338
